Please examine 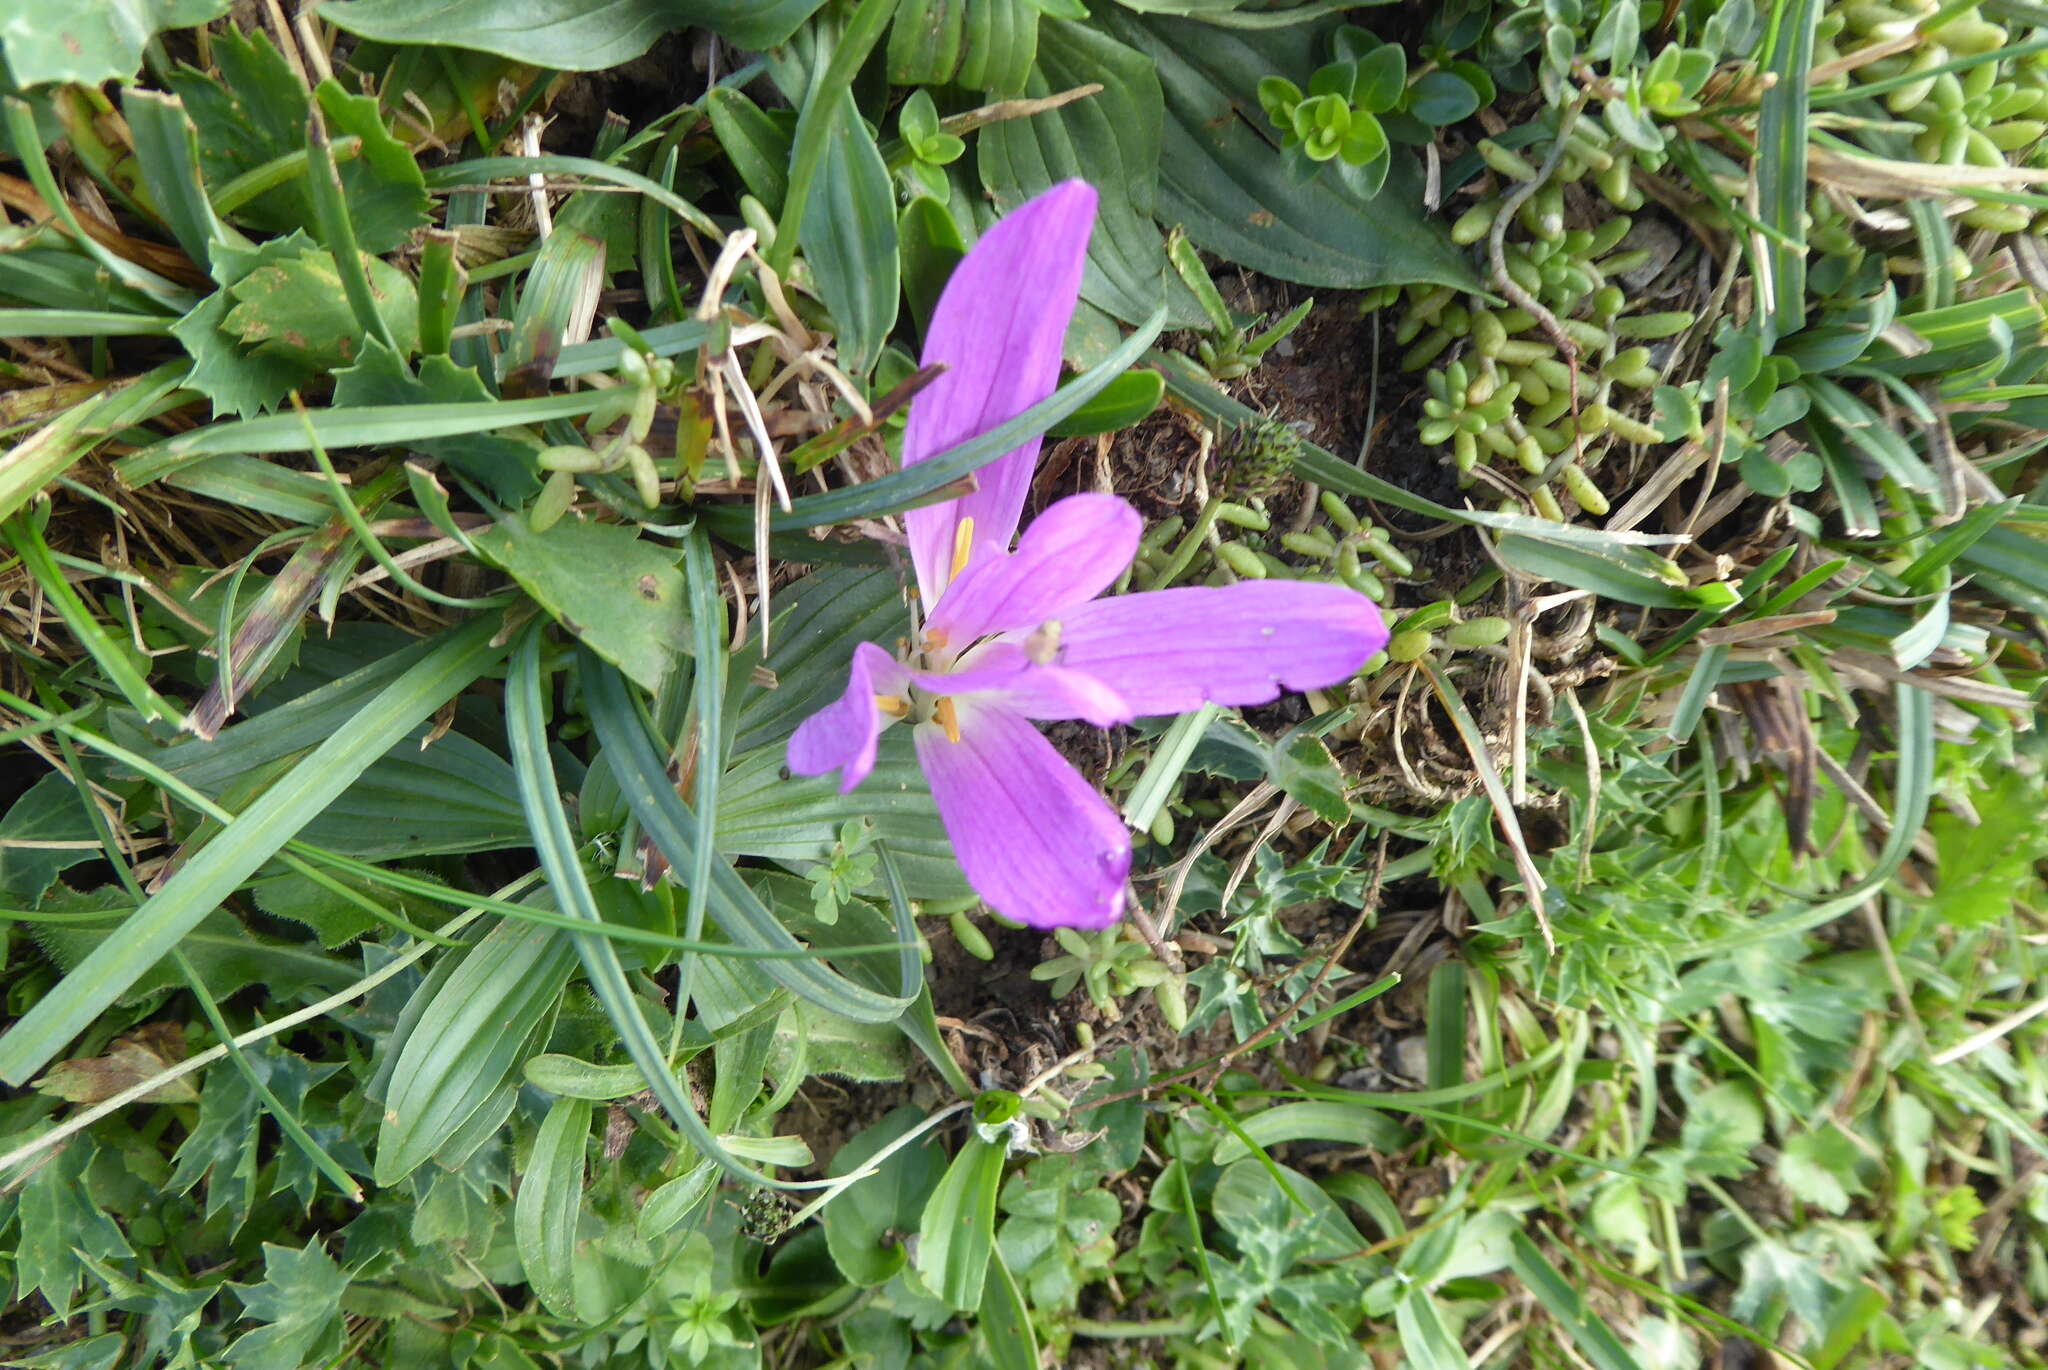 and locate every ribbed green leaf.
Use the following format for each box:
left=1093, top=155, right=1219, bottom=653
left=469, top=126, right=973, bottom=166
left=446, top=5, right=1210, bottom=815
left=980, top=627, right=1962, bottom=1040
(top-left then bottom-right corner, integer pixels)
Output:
left=979, top=18, right=1201, bottom=327
left=1209, top=1100, right=1411, bottom=1165
left=374, top=911, right=576, bottom=1184
left=514, top=1095, right=592, bottom=1319
left=797, top=88, right=898, bottom=376
left=320, top=0, right=826, bottom=66
left=916, top=1131, right=1005, bottom=1311
left=119, top=393, right=609, bottom=484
